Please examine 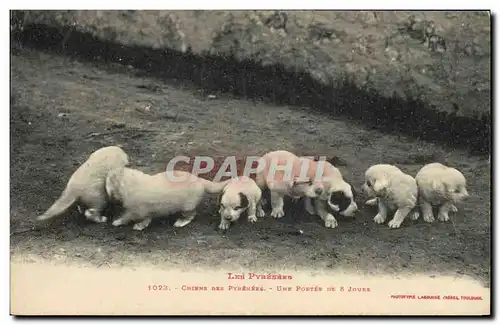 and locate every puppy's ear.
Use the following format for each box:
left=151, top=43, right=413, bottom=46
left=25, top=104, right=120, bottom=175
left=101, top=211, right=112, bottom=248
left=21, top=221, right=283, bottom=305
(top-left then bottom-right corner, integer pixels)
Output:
left=342, top=177, right=357, bottom=198
left=238, top=192, right=250, bottom=209
left=372, top=178, right=389, bottom=194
